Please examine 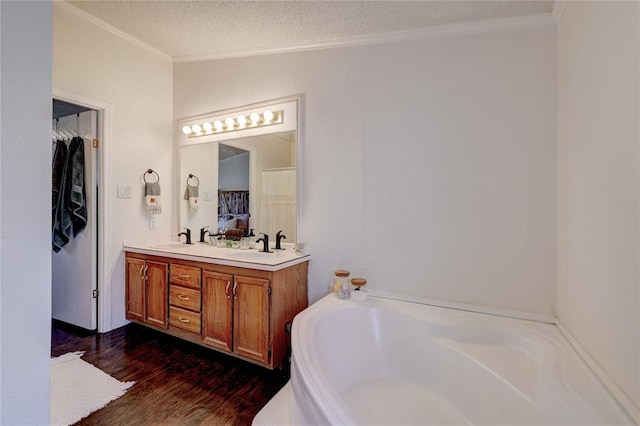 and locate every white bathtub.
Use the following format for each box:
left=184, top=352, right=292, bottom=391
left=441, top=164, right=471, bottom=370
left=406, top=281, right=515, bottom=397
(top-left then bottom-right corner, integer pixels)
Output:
left=255, top=294, right=633, bottom=425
